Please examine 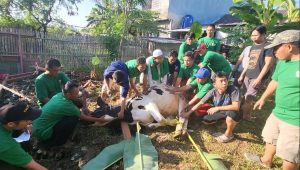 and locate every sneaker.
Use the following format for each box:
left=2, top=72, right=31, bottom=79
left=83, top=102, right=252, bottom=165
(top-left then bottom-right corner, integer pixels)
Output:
left=244, top=153, right=271, bottom=168
left=214, top=134, right=234, bottom=143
